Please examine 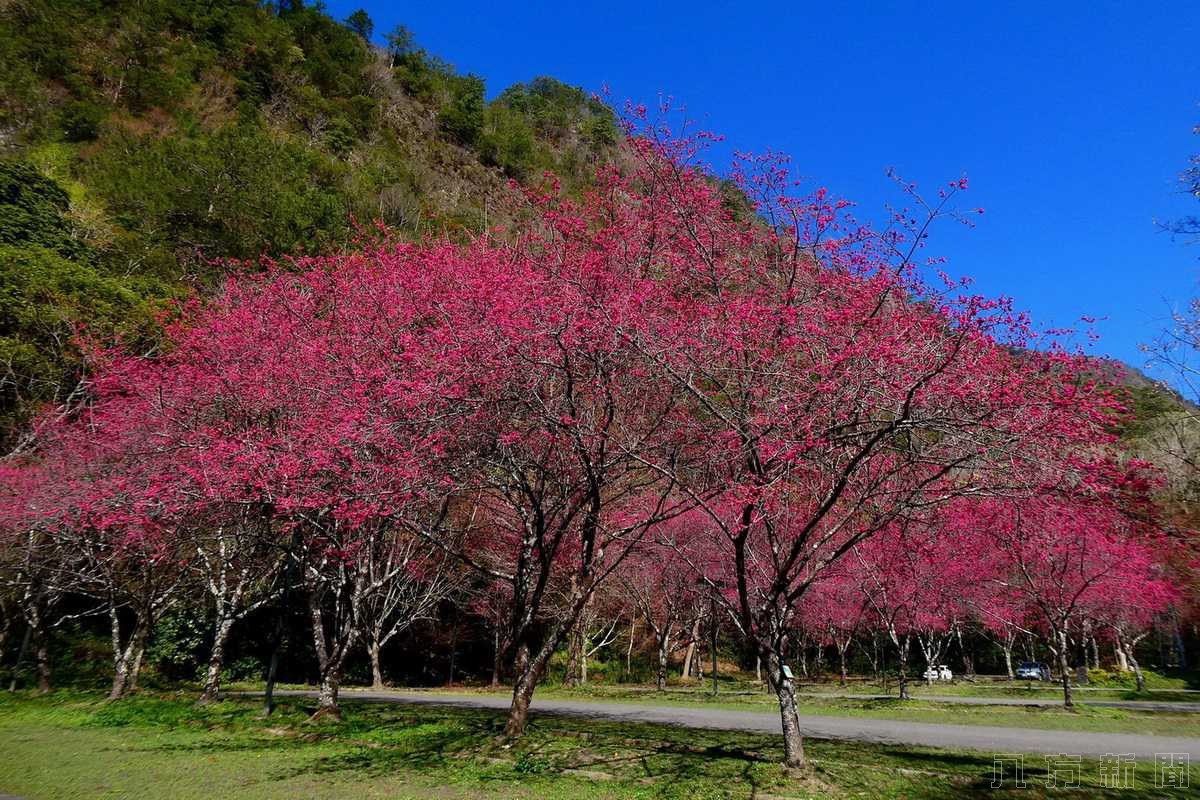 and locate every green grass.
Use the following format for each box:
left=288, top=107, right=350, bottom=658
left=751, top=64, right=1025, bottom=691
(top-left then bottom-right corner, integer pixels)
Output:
left=0, top=691, right=1194, bottom=799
